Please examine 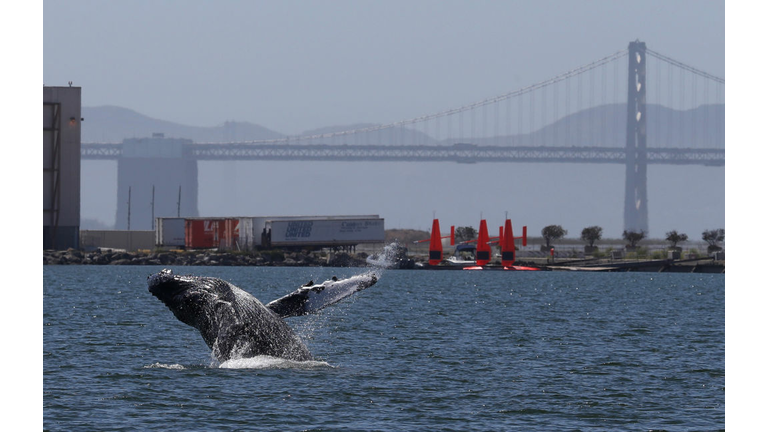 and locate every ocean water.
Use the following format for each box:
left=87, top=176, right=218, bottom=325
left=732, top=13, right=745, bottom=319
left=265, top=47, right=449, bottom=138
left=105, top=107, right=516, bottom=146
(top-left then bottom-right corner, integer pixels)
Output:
left=44, top=265, right=724, bottom=431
